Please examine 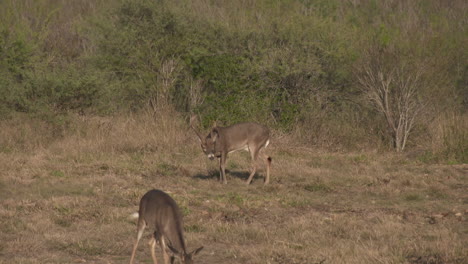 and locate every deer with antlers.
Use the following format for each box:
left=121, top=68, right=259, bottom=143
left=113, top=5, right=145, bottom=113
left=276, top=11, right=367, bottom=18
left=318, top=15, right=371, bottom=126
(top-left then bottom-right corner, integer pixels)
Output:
left=190, top=116, right=272, bottom=185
